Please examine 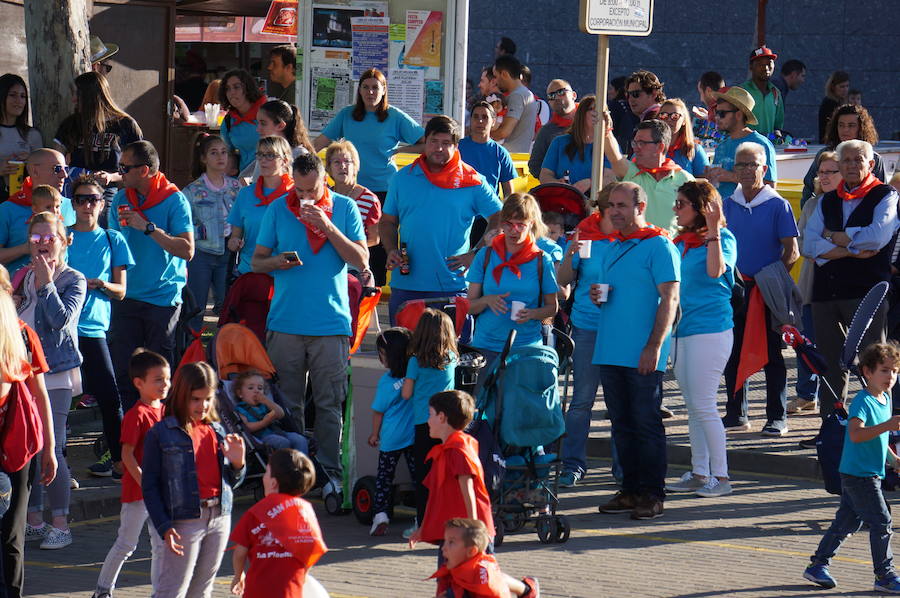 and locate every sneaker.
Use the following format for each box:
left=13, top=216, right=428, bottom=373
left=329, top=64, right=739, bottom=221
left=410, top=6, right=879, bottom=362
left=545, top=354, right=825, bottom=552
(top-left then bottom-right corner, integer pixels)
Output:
left=798, top=435, right=818, bottom=450
left=24, top=522, right=49, bottom=542
left=803, top=564, right=836, bottom=589
left=723, top=418, right=752, bottom=432
left=761, top=420, right=788, bottom=437
left=666, top=471, right=707, bottom=493
left=630, top=495, right=664, bottom=520
left=369, top=512, right=389, bottom=536
left=659, top=405, right=675, bottom=419
left=787, top=397, right=817, bottom=414
left=521, top=576, right=540, bottom=598
left=875, top=574, right=900, bottom=594
left=39, top=527, right=72, bottom=550
left=559, top=470, right=581, bottom=488
left=598, top=491, right=639, bottom=514
left=92, top=593, right=111, bottom=598
left=70, top=476, right=80, bottom=489
left=695, top=477, right=733, bottom=498
left=76, top=394, right=97, bottom=409
left=88, top=451, right=113, bottom=477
